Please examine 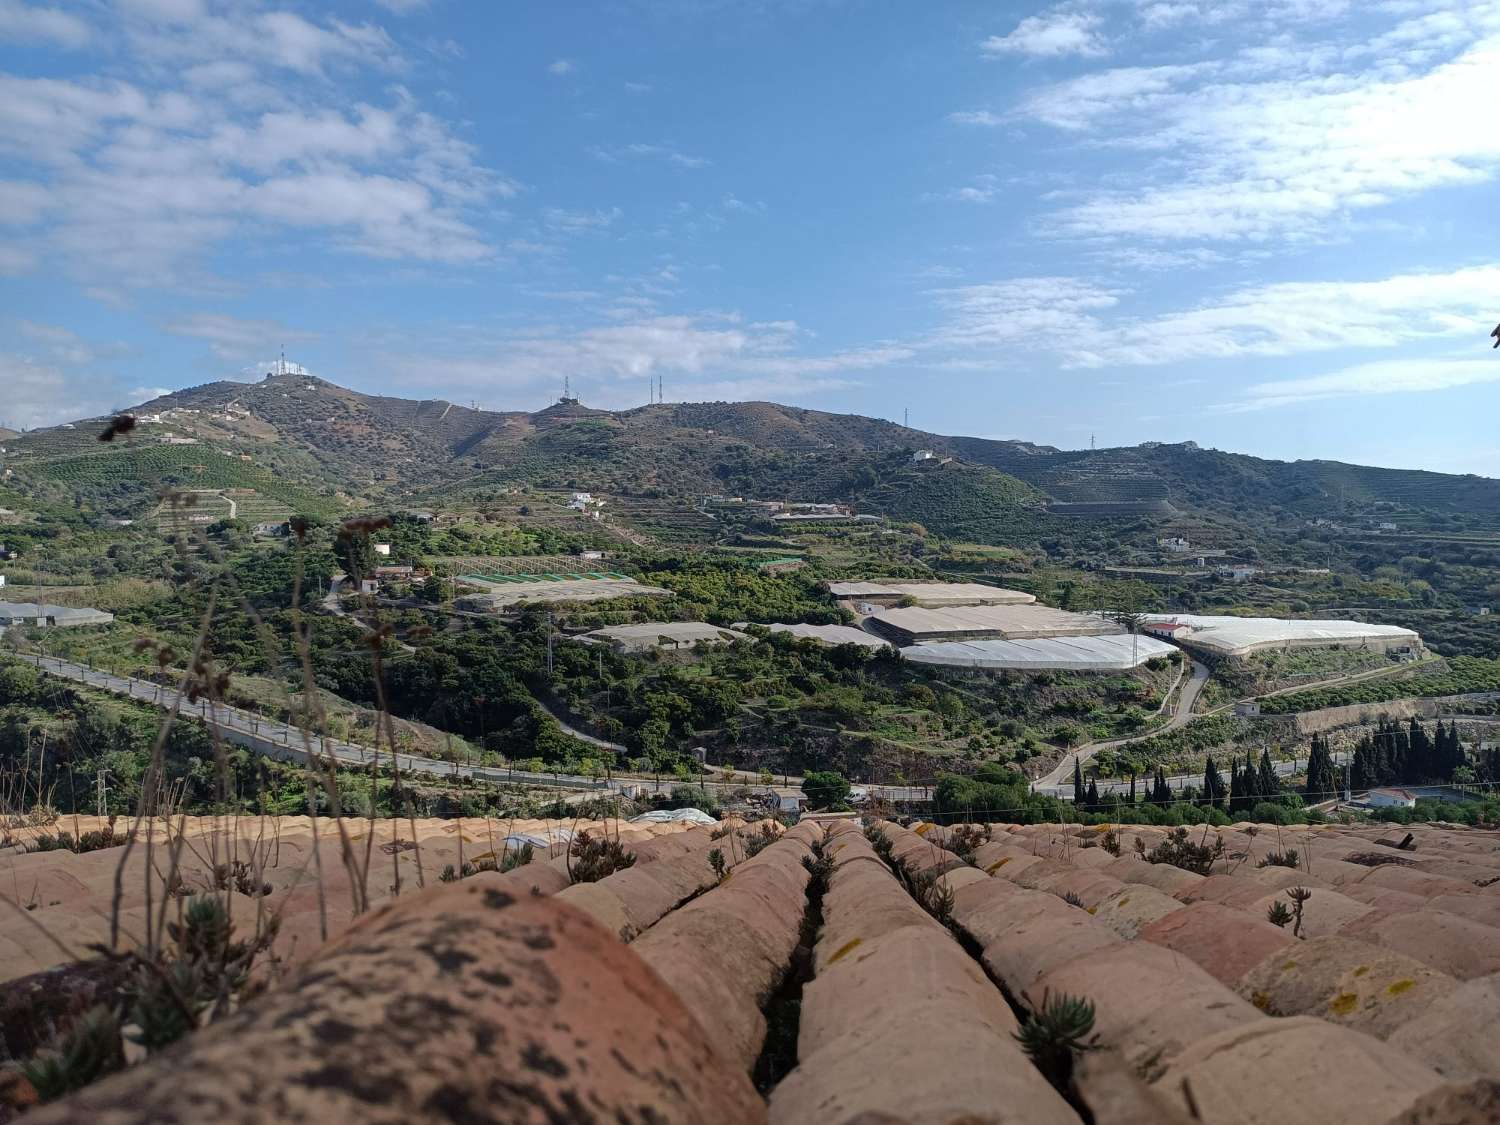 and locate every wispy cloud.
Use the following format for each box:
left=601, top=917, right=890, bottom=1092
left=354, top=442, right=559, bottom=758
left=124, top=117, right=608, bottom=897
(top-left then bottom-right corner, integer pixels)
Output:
left=981, top=9, right=1108, bottom=58
left=0, top=0, right=92, bottom=48
left=1216, top=357, right=1500, bottom=412
left=162, top=312, right=319, bottom=359
left=591, top=142, right=711, bottom=168
left=548, top=58, right=575, bottom=75
left=1018, top=15, right=1500, bottom=241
